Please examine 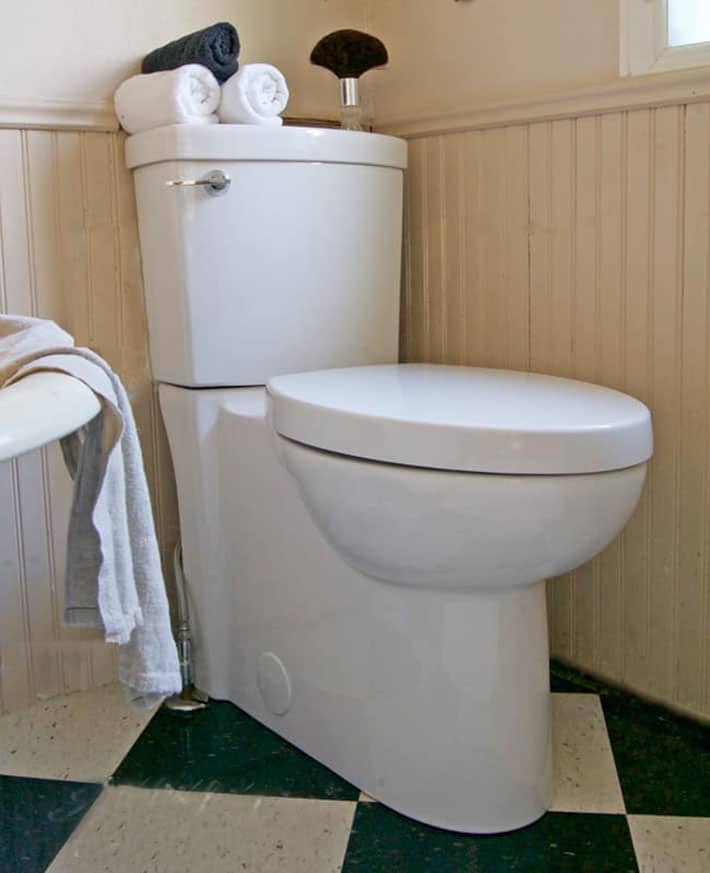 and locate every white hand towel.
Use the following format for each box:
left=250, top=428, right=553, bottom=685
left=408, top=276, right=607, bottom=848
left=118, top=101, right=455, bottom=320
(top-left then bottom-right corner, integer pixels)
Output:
left=0, top=316, right=181, bottom=708
left=114, top=64, right=220, bottom=134
left=219, top=63, right=289, bottom=126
